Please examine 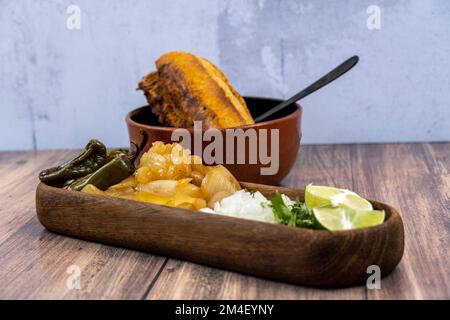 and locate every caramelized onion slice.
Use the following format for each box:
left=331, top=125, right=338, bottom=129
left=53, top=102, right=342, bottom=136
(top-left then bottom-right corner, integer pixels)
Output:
left=201, top=165, right=241, bottom=201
